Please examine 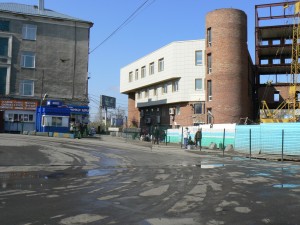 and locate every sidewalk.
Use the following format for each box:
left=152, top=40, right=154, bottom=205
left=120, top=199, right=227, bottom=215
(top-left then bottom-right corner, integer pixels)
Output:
left=96, top=135, right=300, bottom=162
